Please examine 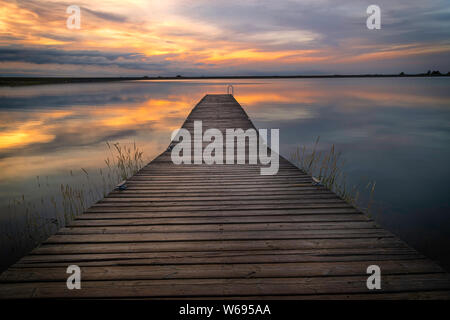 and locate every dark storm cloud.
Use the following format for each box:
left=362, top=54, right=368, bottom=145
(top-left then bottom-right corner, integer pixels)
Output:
left=0, top=47, right=170, bottom=70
